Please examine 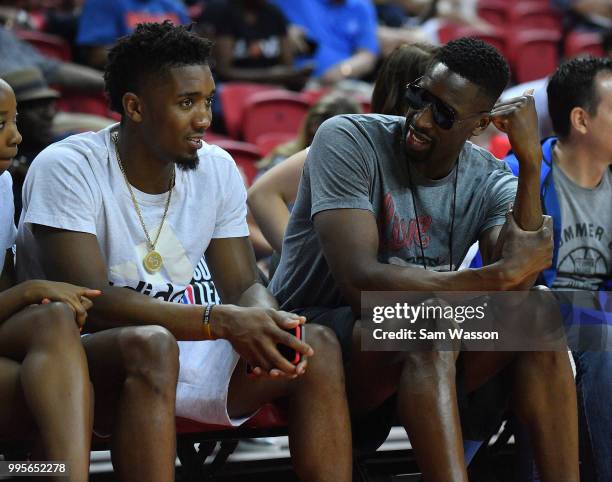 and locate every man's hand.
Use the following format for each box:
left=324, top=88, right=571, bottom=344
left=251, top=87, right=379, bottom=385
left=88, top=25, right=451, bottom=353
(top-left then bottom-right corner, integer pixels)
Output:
left=21, top=280, right=102, bottom=328
left=500, top=213, right=553, bottom=286
left=490, top=89, right=542, bottom=166
left=211, top=306, right=314, bottom=378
